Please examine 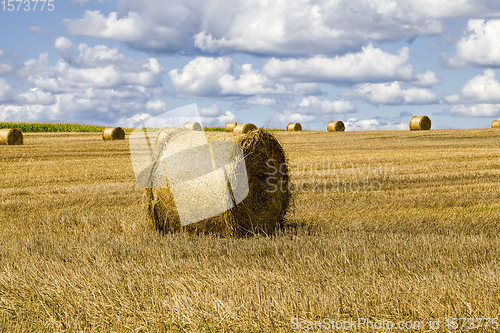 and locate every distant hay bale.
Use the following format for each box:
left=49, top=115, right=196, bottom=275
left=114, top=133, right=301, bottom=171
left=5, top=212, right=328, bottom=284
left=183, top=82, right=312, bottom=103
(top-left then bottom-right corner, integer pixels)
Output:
left=286, top=123, right=302, bottom=131
left=225, top=122, right=238, bottom=132
left=102, top=127, right=125, bottom=140
left=144, top=128, right=291, bottom=237
left=409, top=116, right=431, bottom=131
left=492, top=120, right=500, bottom=128
left=327, top=121, right=345, bottom=132
left=0, top=128, right=23, bottom=145
left=233, top=123, right=258, bottom=134
left=183, top=122, right=203, bottom=131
